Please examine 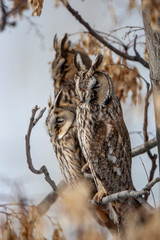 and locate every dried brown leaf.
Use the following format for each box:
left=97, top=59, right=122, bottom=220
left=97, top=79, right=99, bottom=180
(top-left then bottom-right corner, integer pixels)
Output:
left=10, top=0, right=29, bottom=17
left=29, top=0, right=44, bottom=16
